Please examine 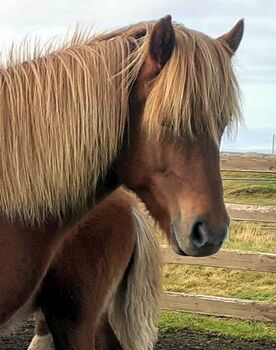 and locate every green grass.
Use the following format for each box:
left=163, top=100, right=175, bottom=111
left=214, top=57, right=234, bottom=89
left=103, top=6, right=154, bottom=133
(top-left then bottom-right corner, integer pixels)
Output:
left=162, top=266, right=276, bottom=301
left=224, top=221, right=276, bottom=253
left=223, top=181, right=276, bottom=205
left=222, top=171, right=276, bottom=179
left=222, top=171, right=276, bottom=205
left=159, top=311, right=276, bottom=341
